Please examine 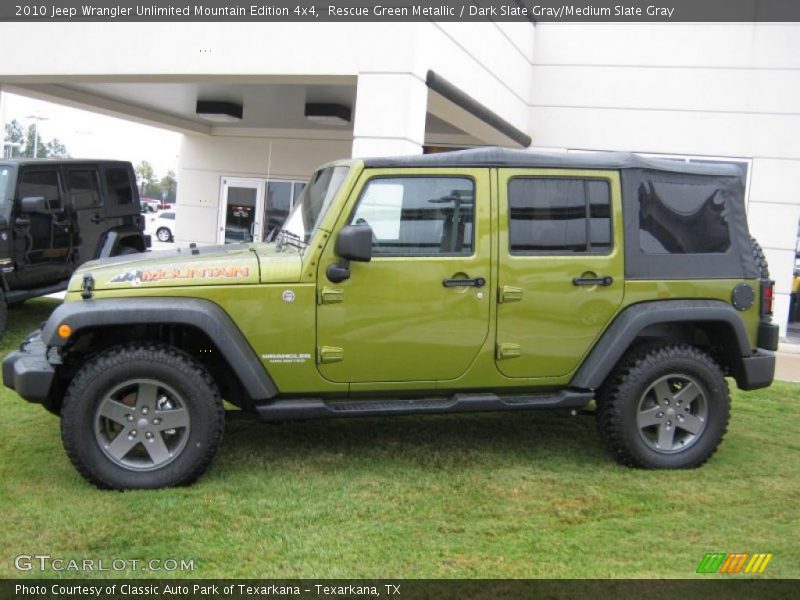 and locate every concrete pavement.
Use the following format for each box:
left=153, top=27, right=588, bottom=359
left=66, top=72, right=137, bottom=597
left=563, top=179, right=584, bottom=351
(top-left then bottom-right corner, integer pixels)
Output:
left=776, top=341, right=800, bottom=383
